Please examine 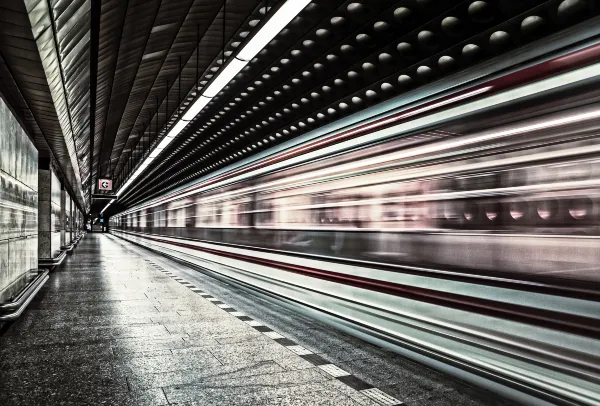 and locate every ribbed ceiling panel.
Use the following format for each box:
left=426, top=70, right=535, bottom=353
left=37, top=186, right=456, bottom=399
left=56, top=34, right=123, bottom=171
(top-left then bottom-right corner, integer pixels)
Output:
left=25, top=0, right=91, bottom=208
left=0, top=0, right=87, bottom=212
